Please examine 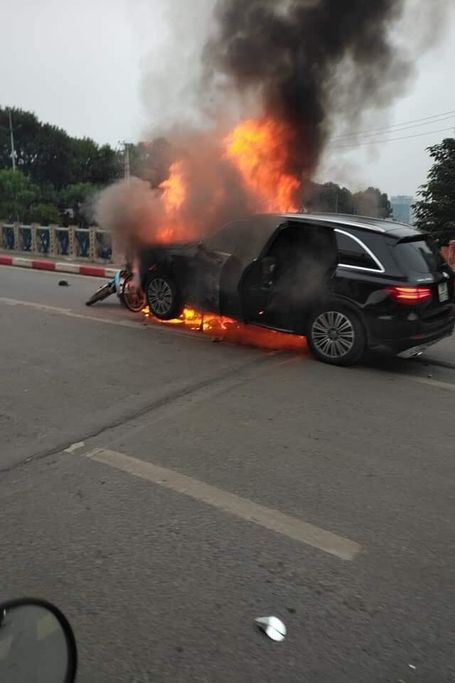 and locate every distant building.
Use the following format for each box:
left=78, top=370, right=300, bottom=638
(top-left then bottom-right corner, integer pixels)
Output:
left=391, top=195, right=415, bottom=225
